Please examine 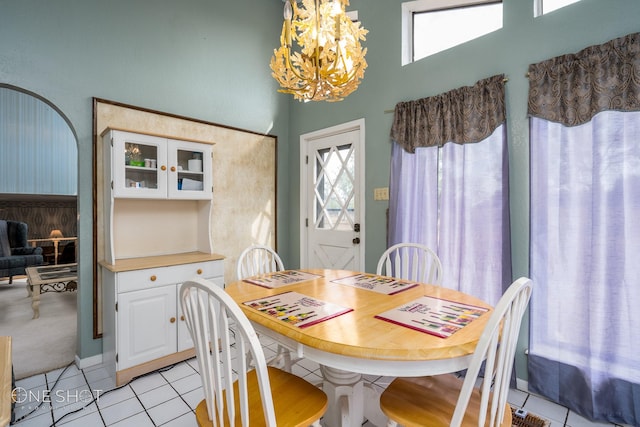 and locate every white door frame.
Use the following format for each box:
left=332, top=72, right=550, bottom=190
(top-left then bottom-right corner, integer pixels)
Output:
left=299, top=118, right=366, bottom=268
